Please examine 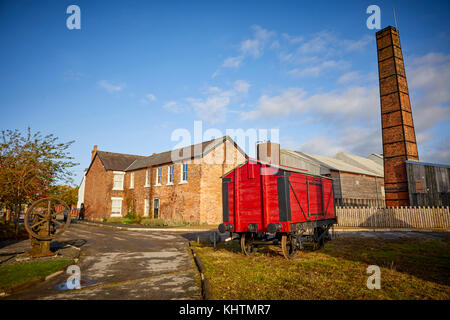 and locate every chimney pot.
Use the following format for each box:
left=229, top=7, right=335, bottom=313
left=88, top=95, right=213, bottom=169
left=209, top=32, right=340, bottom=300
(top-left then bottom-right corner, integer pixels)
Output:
left=257, top=141, right=280, bottom=165
left=91, top=145, right=98, bottom=160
